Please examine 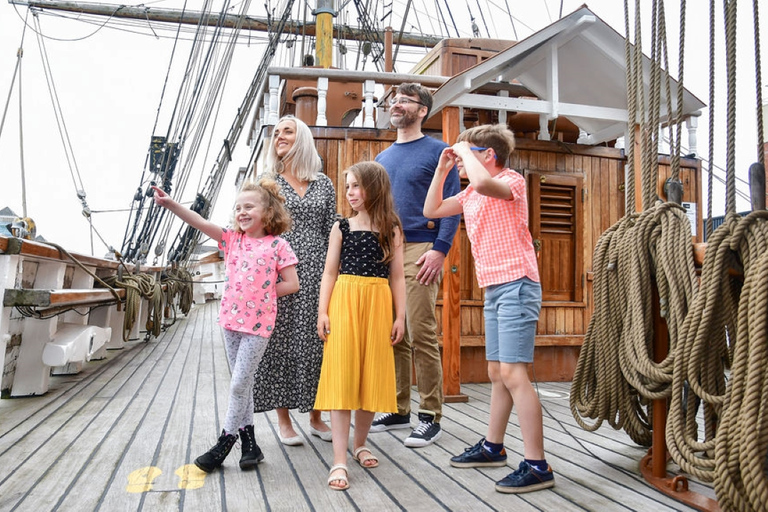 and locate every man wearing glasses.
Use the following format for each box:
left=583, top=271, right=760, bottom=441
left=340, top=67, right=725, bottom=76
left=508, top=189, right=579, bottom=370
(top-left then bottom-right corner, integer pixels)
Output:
left=371, top=83, right=461, bottom=448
